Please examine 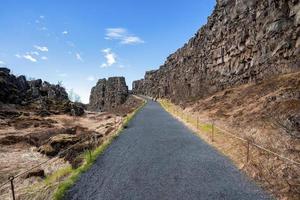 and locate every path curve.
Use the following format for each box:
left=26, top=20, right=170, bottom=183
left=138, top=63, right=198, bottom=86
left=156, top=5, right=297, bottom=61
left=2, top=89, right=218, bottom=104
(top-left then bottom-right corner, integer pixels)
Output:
left=65, top=100, right=271, bottom=200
